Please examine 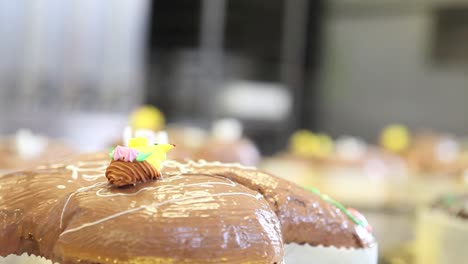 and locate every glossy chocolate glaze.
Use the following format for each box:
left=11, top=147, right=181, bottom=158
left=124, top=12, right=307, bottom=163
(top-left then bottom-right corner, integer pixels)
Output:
left=0, top=154, right=282, bottom=263
left=0, top=153, right=375, bottom=263
left=163, top=160, right=375, bottom=248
